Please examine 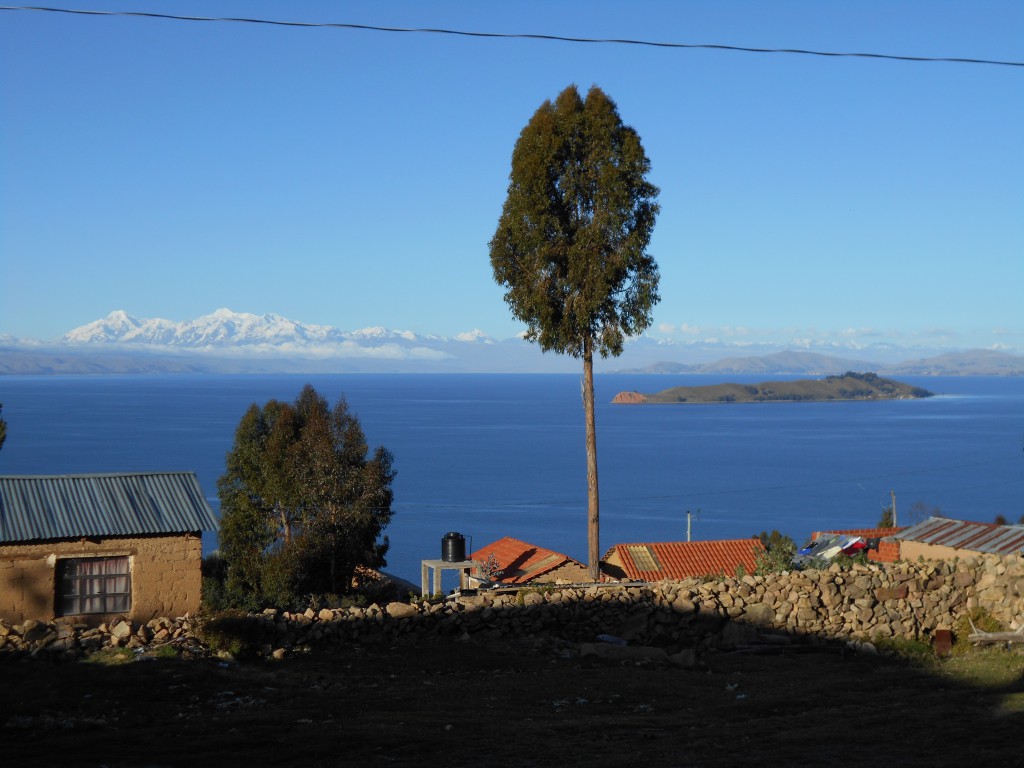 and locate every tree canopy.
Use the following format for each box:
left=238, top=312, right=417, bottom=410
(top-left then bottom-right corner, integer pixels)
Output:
left=0, top=403, right=6, bottom=451
left=217, top=385, right=395, bottom=609
left=489, top=84, right=660, bottom=359
left=489, top=84, right=660, bottom=578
